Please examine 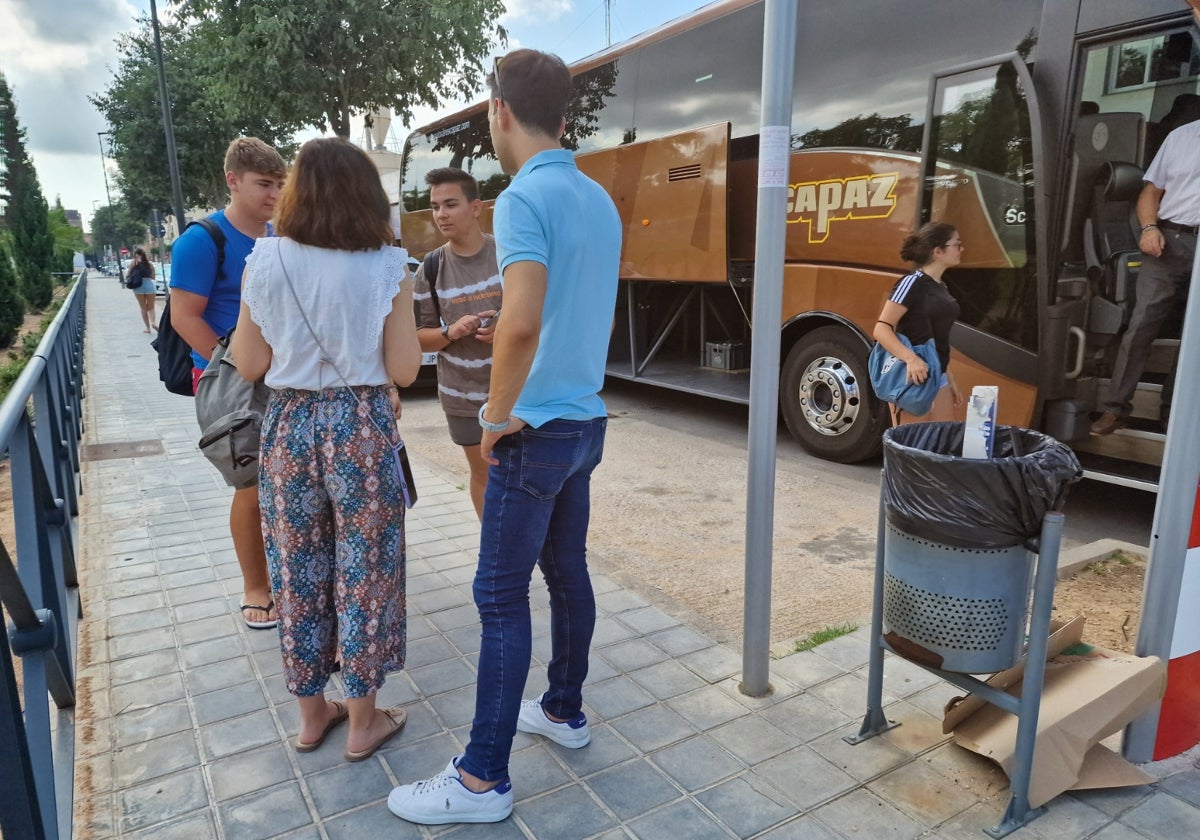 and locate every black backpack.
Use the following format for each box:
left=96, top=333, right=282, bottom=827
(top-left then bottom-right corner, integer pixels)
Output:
left=153, top=218, right=226, bottom=397
left=418, top=248, right=443, bottom=324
